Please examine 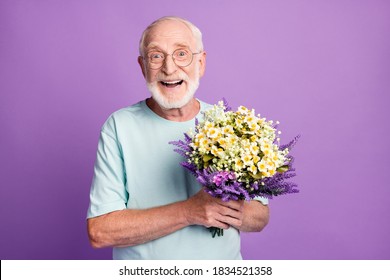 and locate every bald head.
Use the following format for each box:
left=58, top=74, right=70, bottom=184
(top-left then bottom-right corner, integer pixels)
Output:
left=139, top=16, right=204, bottom=56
